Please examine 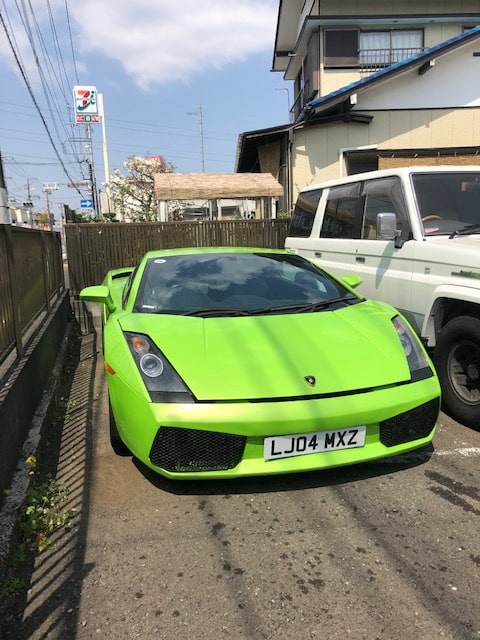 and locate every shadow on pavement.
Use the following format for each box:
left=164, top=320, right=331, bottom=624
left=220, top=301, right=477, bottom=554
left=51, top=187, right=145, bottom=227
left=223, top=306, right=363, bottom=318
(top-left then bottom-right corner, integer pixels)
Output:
left=0, top=319, right=436, bottom=638
left=133, top=443, right=435, bottom=497
left=0, top=324, right=100, bottom=640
